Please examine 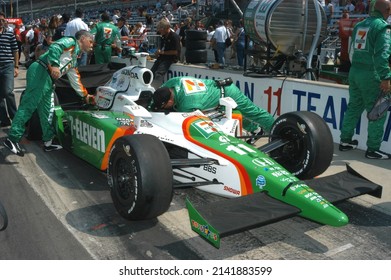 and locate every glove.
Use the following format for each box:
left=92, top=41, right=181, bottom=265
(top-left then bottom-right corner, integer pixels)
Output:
left=85, top=94, right=96, bottom=105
